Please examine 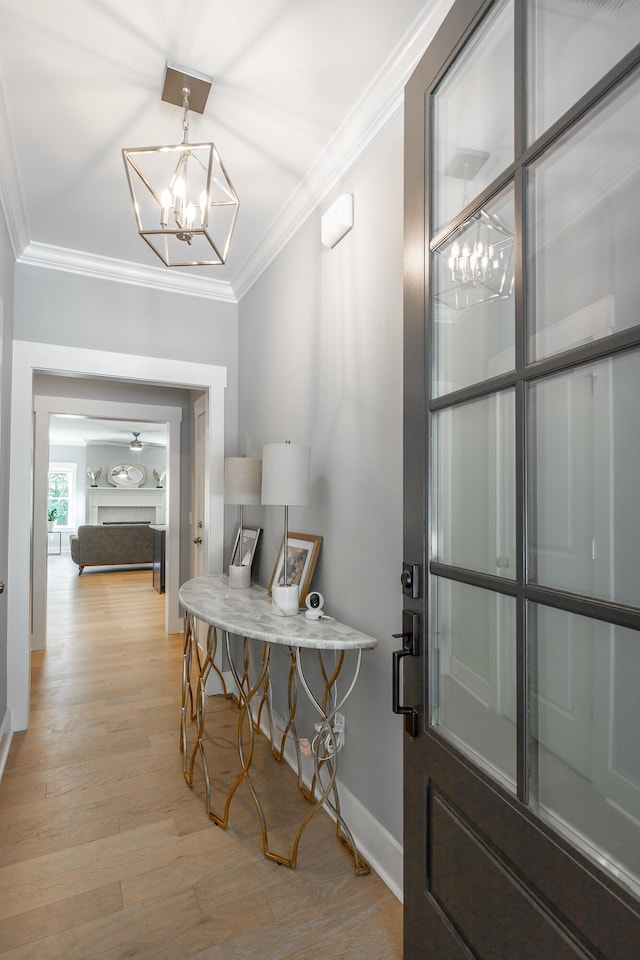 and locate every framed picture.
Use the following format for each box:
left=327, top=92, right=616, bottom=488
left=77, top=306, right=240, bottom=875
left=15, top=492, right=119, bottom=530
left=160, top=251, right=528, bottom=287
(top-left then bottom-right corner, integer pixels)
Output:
left=231, top=526, right=261, bottom=568
left=268, top=532, right=322, bottom=607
